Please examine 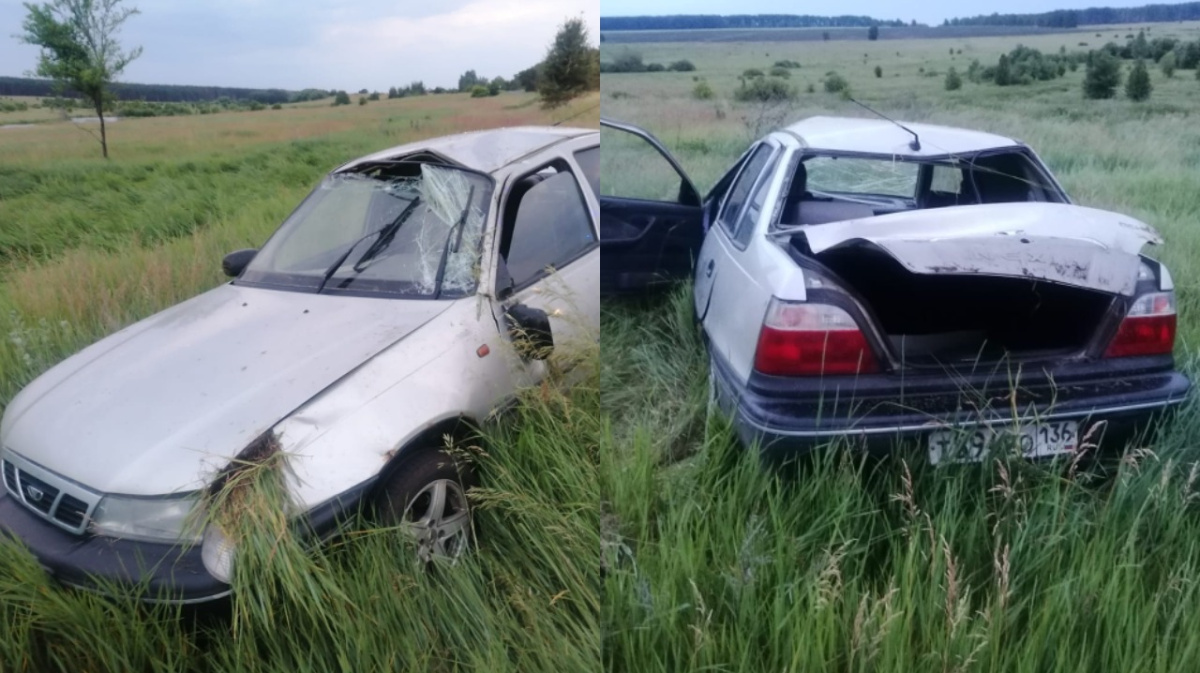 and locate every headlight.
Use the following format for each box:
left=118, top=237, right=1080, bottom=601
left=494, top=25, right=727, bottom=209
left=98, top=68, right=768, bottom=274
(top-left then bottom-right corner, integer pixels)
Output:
left=90, top=494, right=203, bottom=543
